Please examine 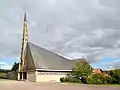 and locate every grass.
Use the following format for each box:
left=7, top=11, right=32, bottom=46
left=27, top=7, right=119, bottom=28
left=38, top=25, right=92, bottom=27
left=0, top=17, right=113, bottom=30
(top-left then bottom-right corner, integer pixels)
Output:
left=61, top=82, right=81, bottom=84
left=60, top=82, right=120, bottom=86
left=0, top=72, right=8, bottom=79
